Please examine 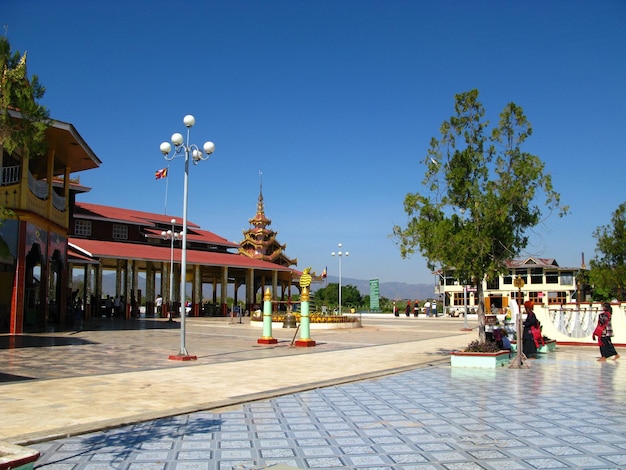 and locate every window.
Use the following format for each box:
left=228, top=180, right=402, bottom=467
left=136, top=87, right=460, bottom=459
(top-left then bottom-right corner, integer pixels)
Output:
left=531, top=268, right=543, bottom=284
left=486, top=277, right=500, bottom=290
left=560, top=271, right=574, bottom=286
left=545, top=271, right=559, bottom=284
left=74, top=220, right=92, bottom=236
left=503, top=271, right=513, bottom=285
left=510, top=291, right=523, bottom=306
left=453, top=292, right=465, bottom=306
left=529, top=291, right=542, bottom=304
left=547, top=291, right=567, bottom=304
left=112, top=224, right=128, bottom=240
